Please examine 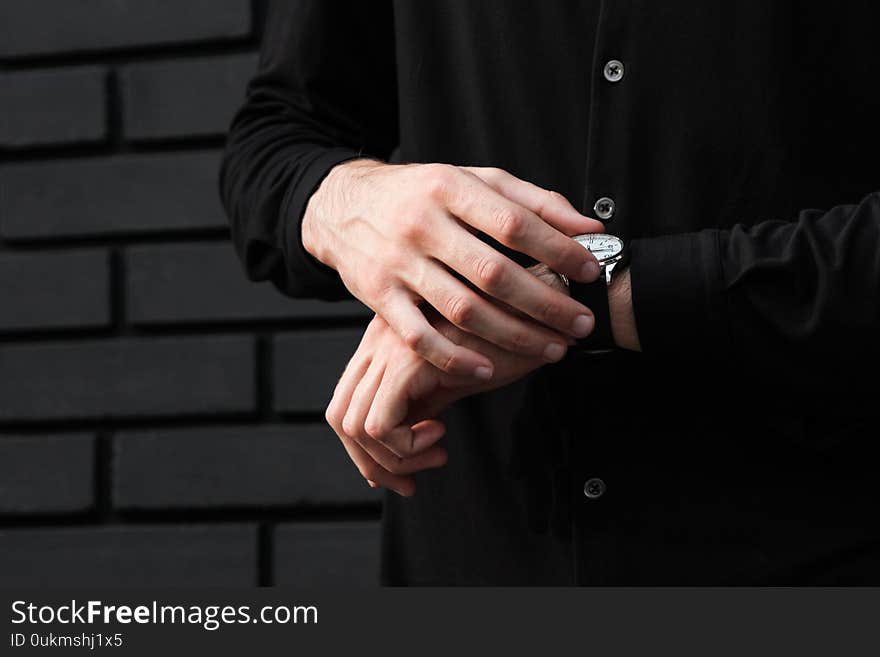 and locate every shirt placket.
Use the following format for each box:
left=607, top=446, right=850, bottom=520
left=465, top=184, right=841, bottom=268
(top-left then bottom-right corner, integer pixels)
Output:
left=572, top=0, right=633, bottom=585
left=582, top=0, right=632, bottom=240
